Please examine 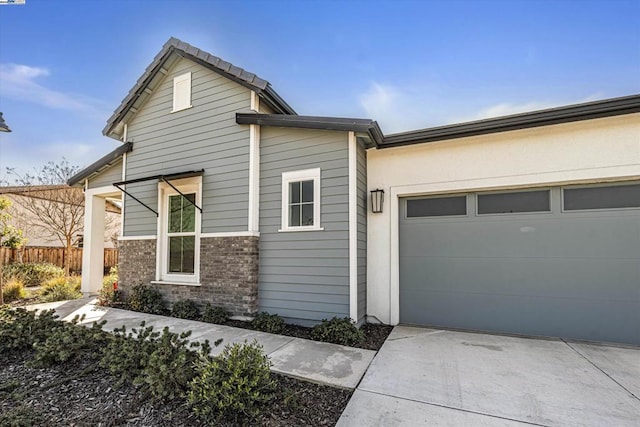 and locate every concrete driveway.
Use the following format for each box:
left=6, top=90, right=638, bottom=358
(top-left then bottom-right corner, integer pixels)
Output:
left=338, top=326, right=640, bottom=426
